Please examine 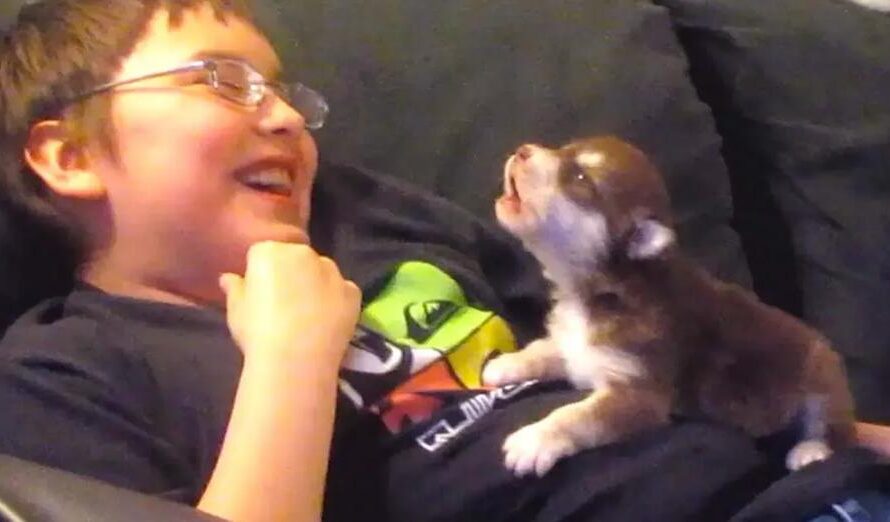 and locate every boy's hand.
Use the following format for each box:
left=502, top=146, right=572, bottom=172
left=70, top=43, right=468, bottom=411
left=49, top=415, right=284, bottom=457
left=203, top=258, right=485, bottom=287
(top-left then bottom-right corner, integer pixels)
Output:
left=219, top=241, right=361, bottom=366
